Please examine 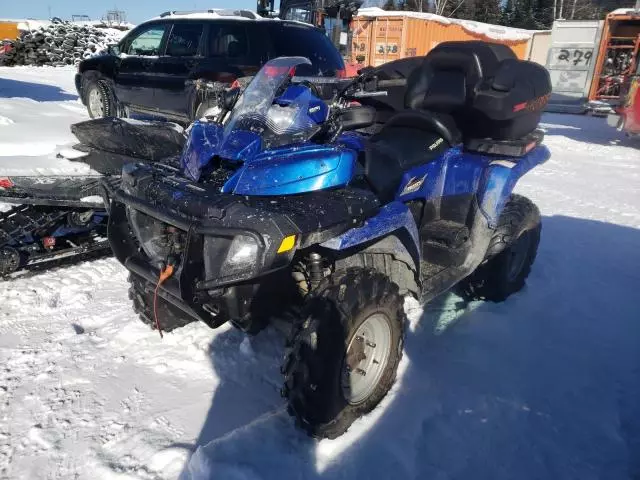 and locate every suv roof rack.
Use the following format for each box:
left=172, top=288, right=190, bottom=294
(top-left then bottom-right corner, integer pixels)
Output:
left=221, top=9, right=261, bottom=19
left=158, top=9, right=261, bottom=20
